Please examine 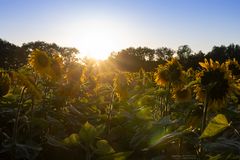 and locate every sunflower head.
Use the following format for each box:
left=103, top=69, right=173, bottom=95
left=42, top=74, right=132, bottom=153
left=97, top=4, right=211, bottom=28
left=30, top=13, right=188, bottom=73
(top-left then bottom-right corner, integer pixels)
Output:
left=173, top=87, right=192, bottom=103
left=154, top=65, right=168, bottom=86
left=195, top=59, right=237, bottom=110
left=49, top=54, right=64, bottom=80
left=28, top=49, right=51, bottom=76
left=154, top=58, right=183, bottom=86
left=226, top=59, right=240, bottom=77
left=0, top=71, right=11, bottom=97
